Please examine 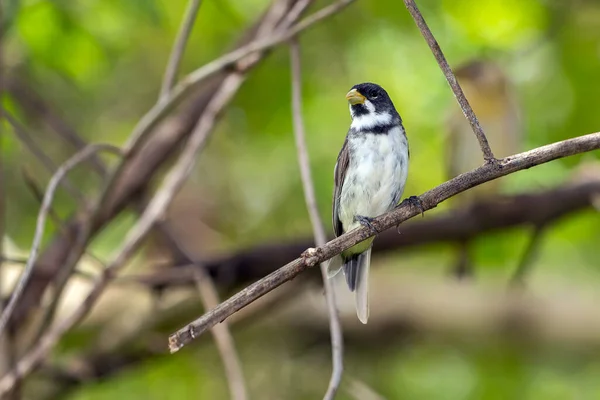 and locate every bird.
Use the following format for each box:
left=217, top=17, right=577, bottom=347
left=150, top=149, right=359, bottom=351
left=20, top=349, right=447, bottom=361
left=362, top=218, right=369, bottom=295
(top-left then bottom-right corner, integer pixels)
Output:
left=445, top=60, right=521, bottom=277
left=327, top=82, right=410, bottom=324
